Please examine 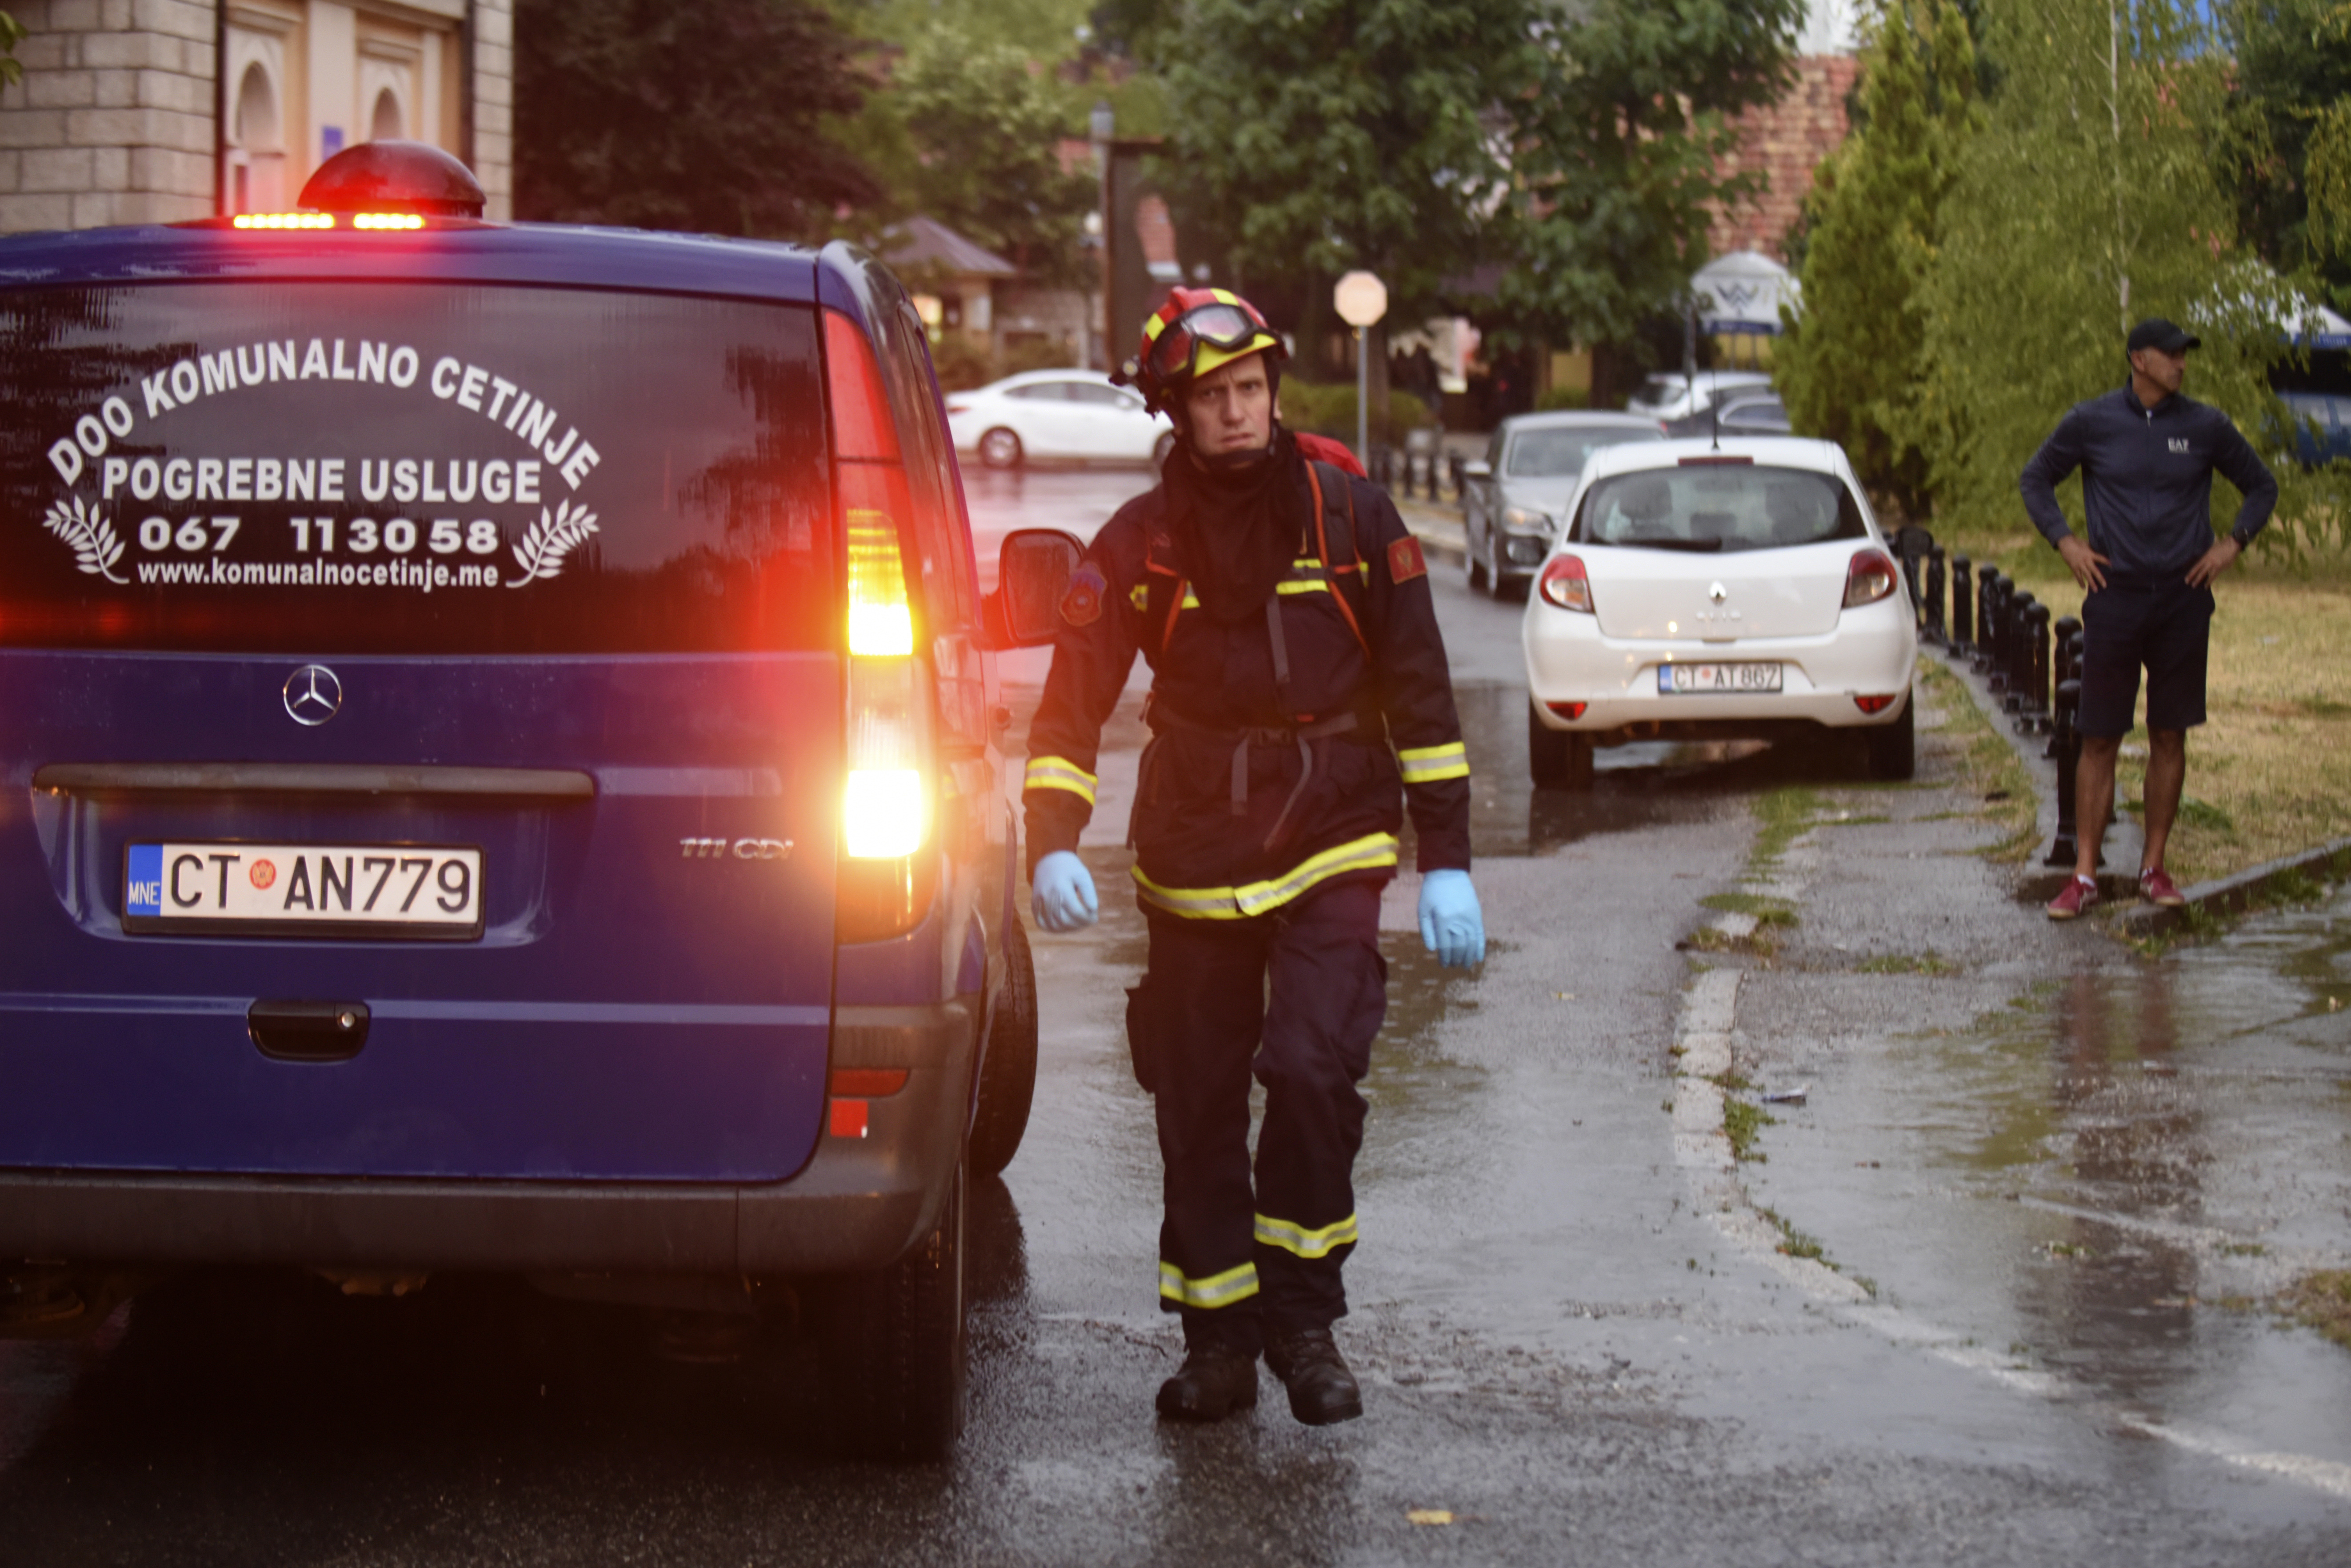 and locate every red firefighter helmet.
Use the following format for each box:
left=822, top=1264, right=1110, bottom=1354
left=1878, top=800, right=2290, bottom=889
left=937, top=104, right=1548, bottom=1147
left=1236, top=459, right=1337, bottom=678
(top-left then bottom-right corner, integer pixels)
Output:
left=1114, top=287, right=1286, bottom=415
